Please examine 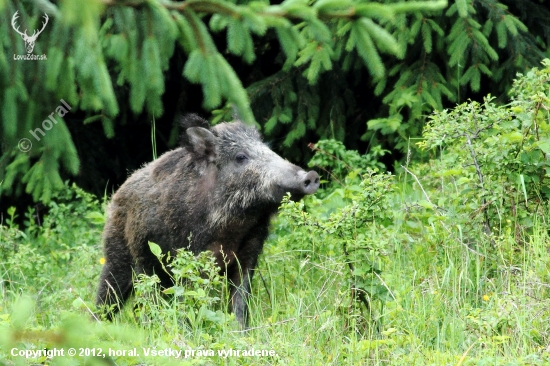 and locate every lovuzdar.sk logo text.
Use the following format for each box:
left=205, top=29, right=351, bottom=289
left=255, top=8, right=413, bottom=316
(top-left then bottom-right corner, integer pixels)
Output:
left=12, top=11, right=48, bottom=61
